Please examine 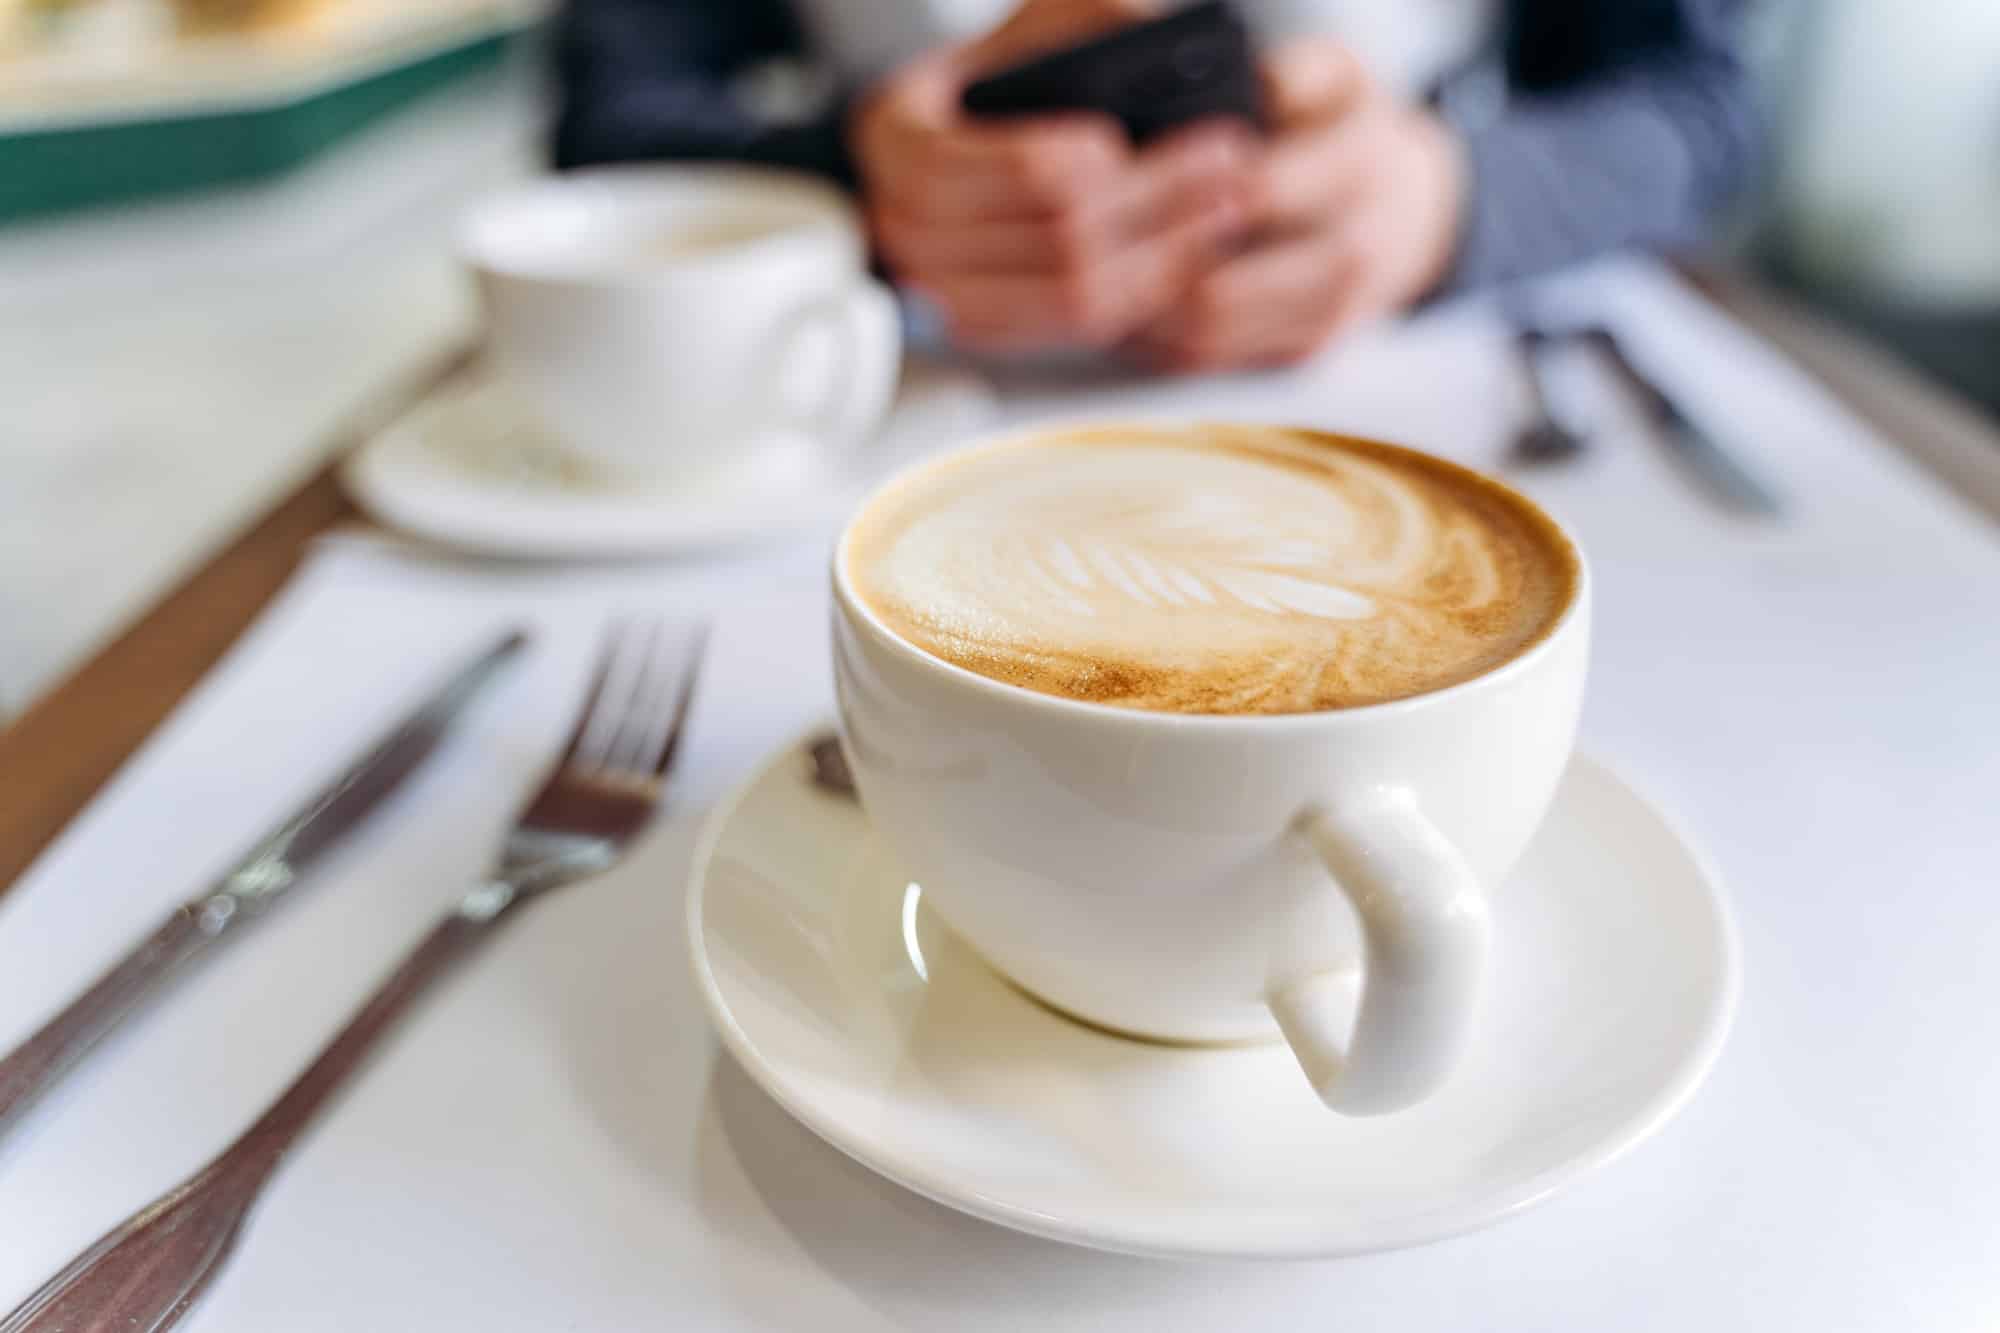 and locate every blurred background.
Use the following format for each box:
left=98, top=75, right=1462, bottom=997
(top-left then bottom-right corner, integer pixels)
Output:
left=1, top=0, right=1995, bottom=715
